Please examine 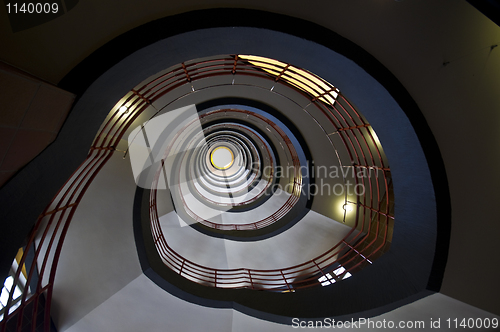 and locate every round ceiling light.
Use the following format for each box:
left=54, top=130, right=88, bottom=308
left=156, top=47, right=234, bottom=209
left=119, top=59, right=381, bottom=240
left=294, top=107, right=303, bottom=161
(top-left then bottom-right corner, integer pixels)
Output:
left=210, top=146, right=234, bottom=170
